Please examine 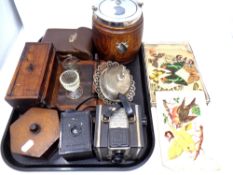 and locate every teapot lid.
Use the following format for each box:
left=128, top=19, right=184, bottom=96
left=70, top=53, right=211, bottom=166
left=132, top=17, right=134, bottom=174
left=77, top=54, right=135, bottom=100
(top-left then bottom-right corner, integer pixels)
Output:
left=93, top=0, right=143, bottom=26
left=100, top=64, right=131, bottom=101
left=94, top=61, right=136, bottom=104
